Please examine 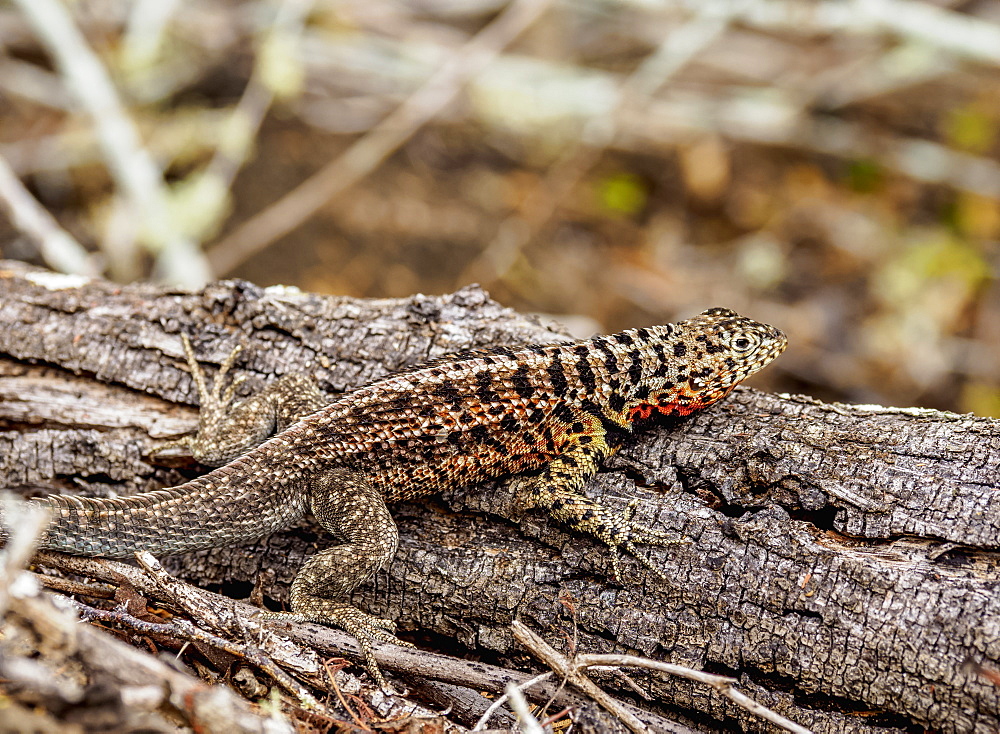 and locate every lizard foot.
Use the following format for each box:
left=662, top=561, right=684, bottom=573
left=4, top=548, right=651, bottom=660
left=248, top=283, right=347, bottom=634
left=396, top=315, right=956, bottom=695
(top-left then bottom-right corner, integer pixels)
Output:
left=521, top=478, right=688, bottom=582
left=515, top=445, right=688, bottom=583
left=149, top=334, right=247, bottom=463
left=581, top=498, right=689, bottom=583
left=257, top=604, right=414, bottom=693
